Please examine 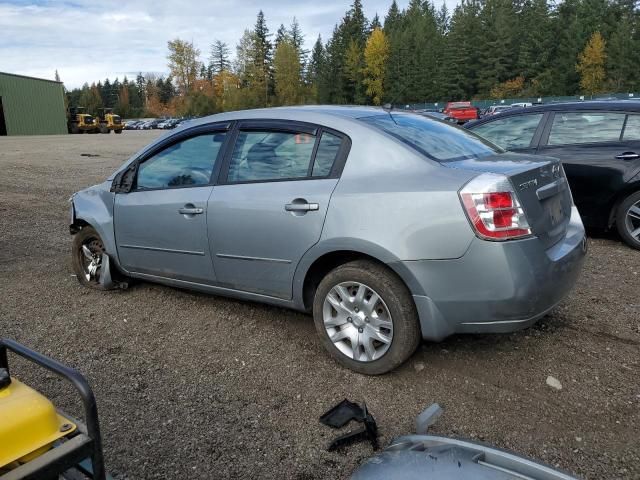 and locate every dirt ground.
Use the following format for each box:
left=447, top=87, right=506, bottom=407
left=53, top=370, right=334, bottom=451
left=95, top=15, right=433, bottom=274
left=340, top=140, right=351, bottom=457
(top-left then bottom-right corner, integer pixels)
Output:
left=0, top=130, right=638, bottom=479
